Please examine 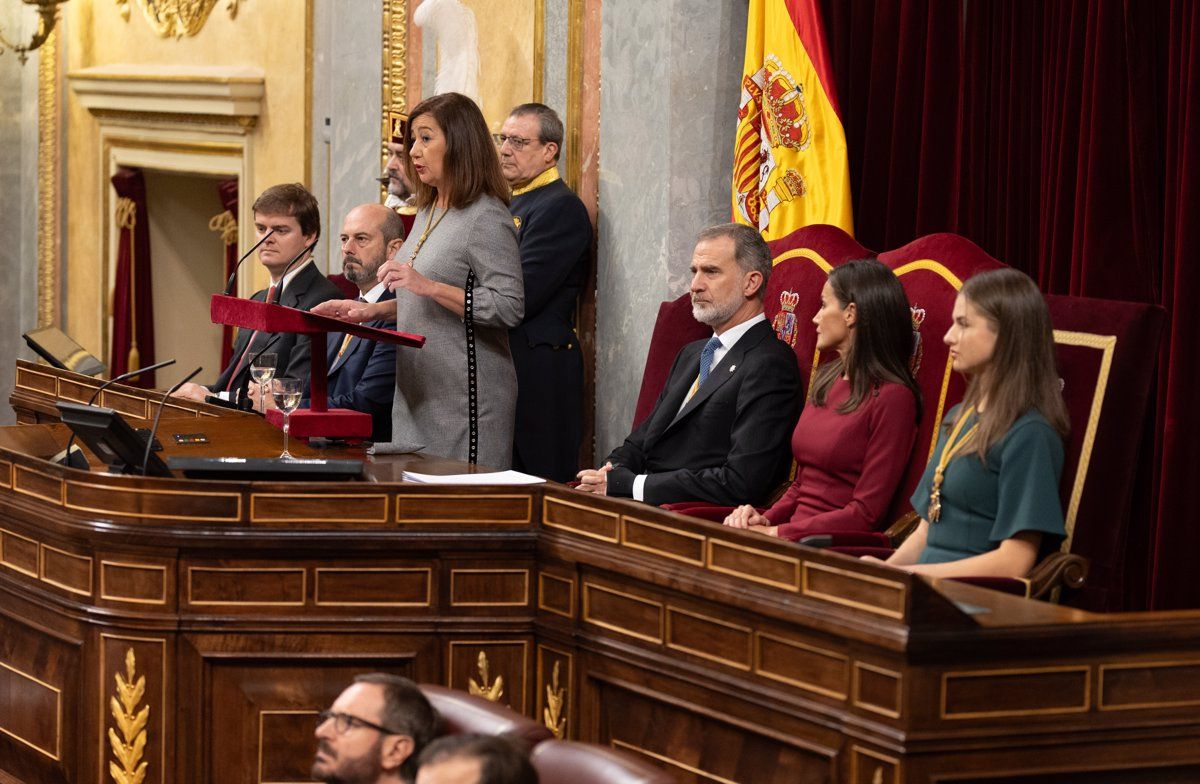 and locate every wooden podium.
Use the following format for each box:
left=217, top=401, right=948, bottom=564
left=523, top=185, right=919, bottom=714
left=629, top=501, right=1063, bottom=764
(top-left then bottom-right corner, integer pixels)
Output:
left=210, top=294, right=424, bottom=438
left=2, top=364, right=1200, bottom=784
